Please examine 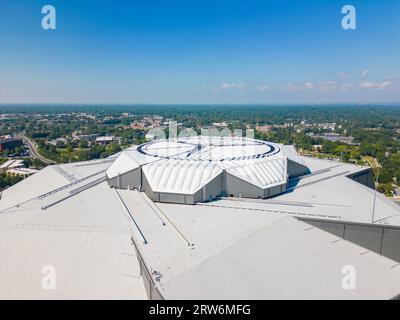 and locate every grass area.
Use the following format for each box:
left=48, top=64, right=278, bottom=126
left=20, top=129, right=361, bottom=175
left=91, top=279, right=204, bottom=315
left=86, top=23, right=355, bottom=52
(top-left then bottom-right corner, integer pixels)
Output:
left=57, top=147, right=90, bottom=161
